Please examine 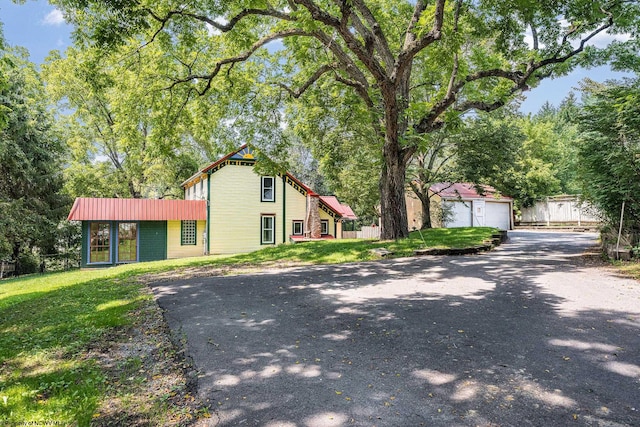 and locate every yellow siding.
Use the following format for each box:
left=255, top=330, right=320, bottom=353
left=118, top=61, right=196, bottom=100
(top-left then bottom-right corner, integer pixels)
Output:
left=167, top=220, right=206, bottom=258
left=210, top=166, right=289, bottom=254
left=319, top=209, right=338, bottom=237
left=206, top=162, right=345, bottom=253
left=285, top=184, right=307, bottom=240
left=335, top=221, right=343, bottom=239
